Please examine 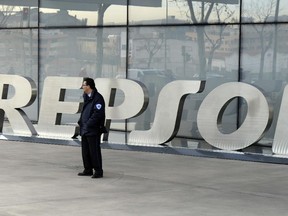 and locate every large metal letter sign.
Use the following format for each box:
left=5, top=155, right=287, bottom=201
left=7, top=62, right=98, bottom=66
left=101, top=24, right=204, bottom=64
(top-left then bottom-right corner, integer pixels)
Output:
left=273, top=85, right=288, bottom=155
left=4, top=74, right=288, bottom=157
left=197, top=82, right=271, bottom=150
left=129, top=80, right=205, bottom=145
left=36, top=76, right=83, bottom=137
left=95, top=78, right=148, bottom=141
left=95, top=78, right=149, bottom=120
left=0, top=74, right=37, bottom=135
